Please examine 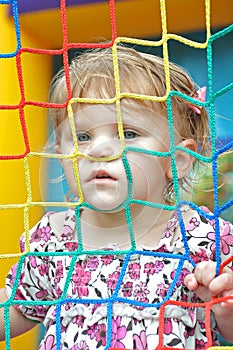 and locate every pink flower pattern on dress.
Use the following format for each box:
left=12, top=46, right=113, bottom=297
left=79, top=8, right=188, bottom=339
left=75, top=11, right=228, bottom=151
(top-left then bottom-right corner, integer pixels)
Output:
left=186, top=217, right=200, bottom=231
left=164, top=318, right=173, bottom=335
left=122, top=281, right=133, bottom=297
left=144, top=260, right=164, bottom=276
left=6, top=206, right=233, bottom=349
left=87, top=256, right=99, bottom=271
left=111, top=316, right=127, bottom=348
left=133, top=330, right=148, bottom=350
left=128, top=262, right=140, bottom=280
left=156, top=282, right=168, bottom=298
left=95, top=323, right=107, bottom=346
left=72, top=262, right=92, bottom=298
left=39, top=334, right=56, bottom=350
left=134, top=282, right=150, bottom=303
left=107, top=270, right=120, bottom=290
left=162, top=214, right=178, bottom=238
left=101, top=254, right=114, bottom=265
left=207, top=221, right=233, bottom=259
left=54, top=261, right=64, bottom=283
left=171, top=268, right=190, bottom=287
left=77, top=340, right=89, bottom=350
left=61, top=224, right=74, bottom=241
left=190, top=248, right=208, bottom=264
left=38, top=263, right=49, bottom=276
